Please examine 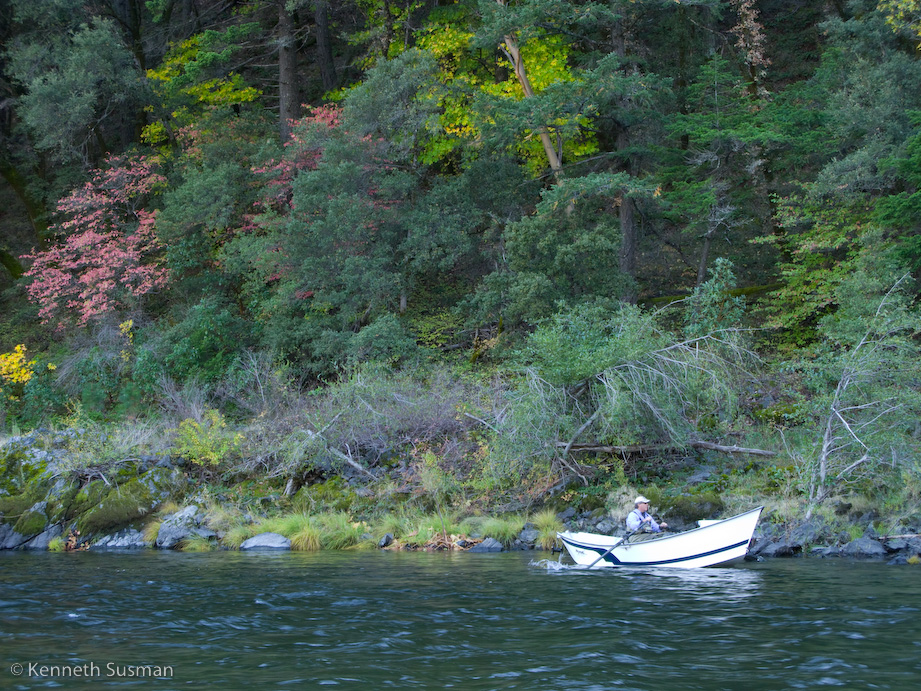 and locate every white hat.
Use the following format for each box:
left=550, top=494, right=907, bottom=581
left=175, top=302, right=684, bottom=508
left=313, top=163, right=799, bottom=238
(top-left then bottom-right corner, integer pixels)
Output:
left=634, top=495, right=650, bottom=505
